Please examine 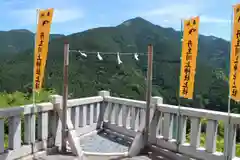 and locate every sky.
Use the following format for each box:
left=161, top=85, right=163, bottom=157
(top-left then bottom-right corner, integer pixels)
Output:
left=0, top=0, right=240, bottom=40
